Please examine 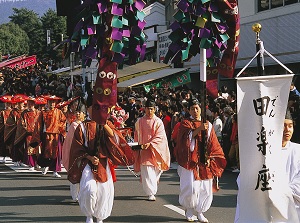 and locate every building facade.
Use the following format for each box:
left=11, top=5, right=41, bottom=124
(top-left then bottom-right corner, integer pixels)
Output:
left=235, top=1, right=300, bottom=76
